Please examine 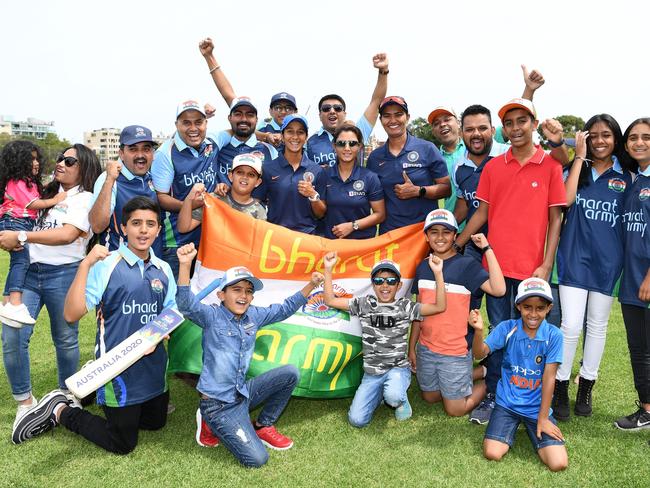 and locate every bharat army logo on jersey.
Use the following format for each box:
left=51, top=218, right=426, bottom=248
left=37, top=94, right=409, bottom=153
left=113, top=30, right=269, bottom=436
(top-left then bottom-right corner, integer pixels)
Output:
left=147, top=180, right=155, bottom=192
left=608, top=178, right=627, bottom=193
left=353, top=180, right=365, bottom=192
left=204, top=144, right=213, bottom=157
left=407, top=151, right=419, bottom=162
left=150, top=279, right=164, bottom=294
left=639, top=188, right=650, bottom=201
